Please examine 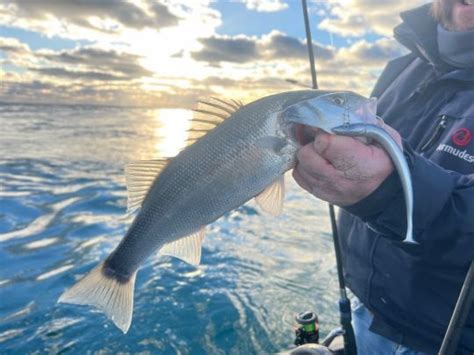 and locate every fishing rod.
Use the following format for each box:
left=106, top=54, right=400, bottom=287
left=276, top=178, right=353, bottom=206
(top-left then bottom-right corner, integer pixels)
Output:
left=301, top=1, right=357, bottom=354
left=438, top=260, right=474, bottom=355
left=302, top=0, right=318, bottom=89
